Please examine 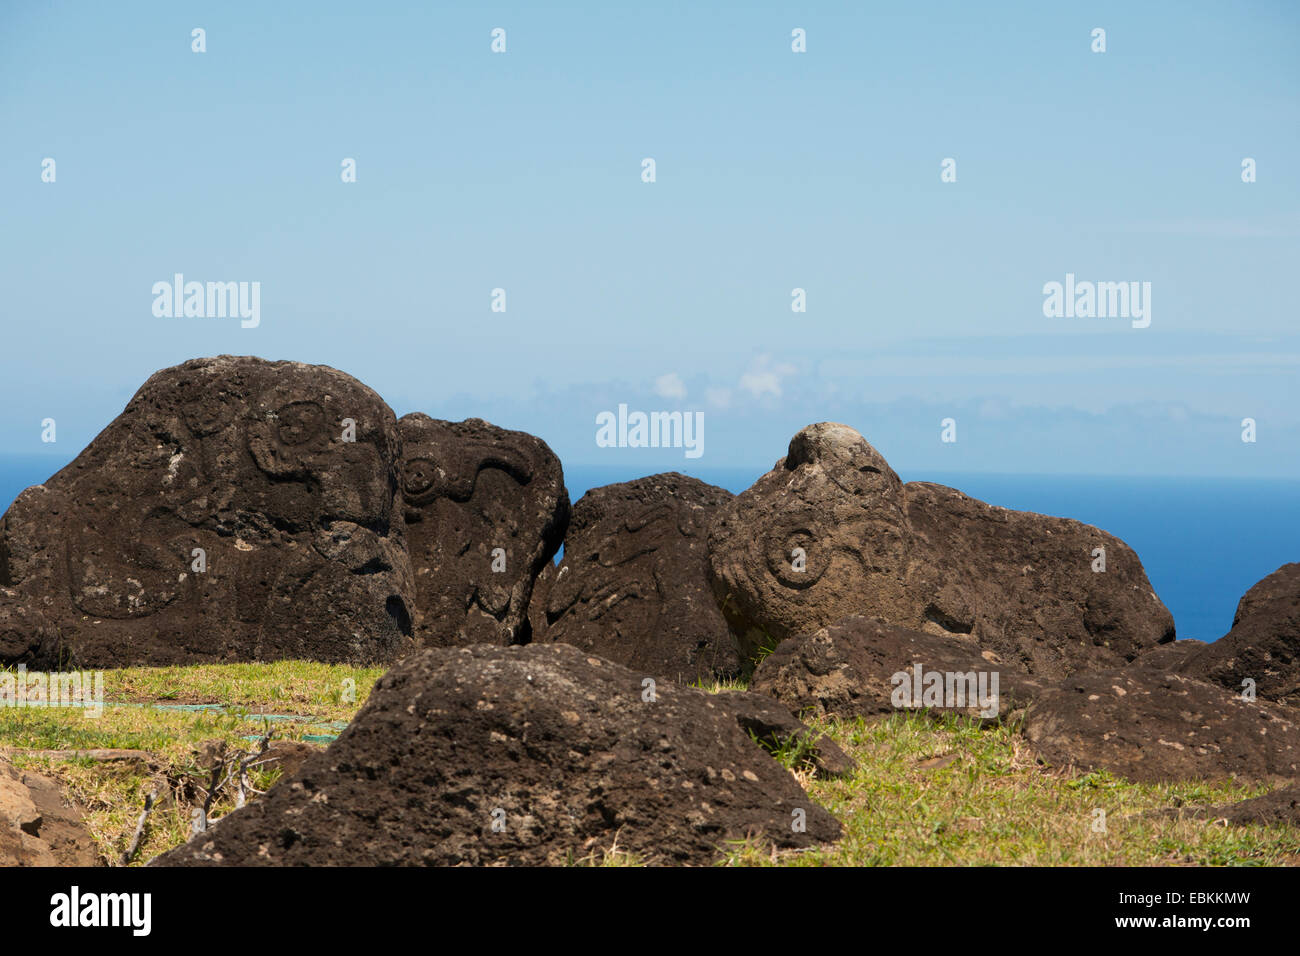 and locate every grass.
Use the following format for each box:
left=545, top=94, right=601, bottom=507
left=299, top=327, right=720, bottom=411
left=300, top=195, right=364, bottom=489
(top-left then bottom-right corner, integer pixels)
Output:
left=0, top=661, right=383, bottom=865
left=3, top=661, right=1297, bottom=866
left=719, top=711, right=1300, bottom=866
